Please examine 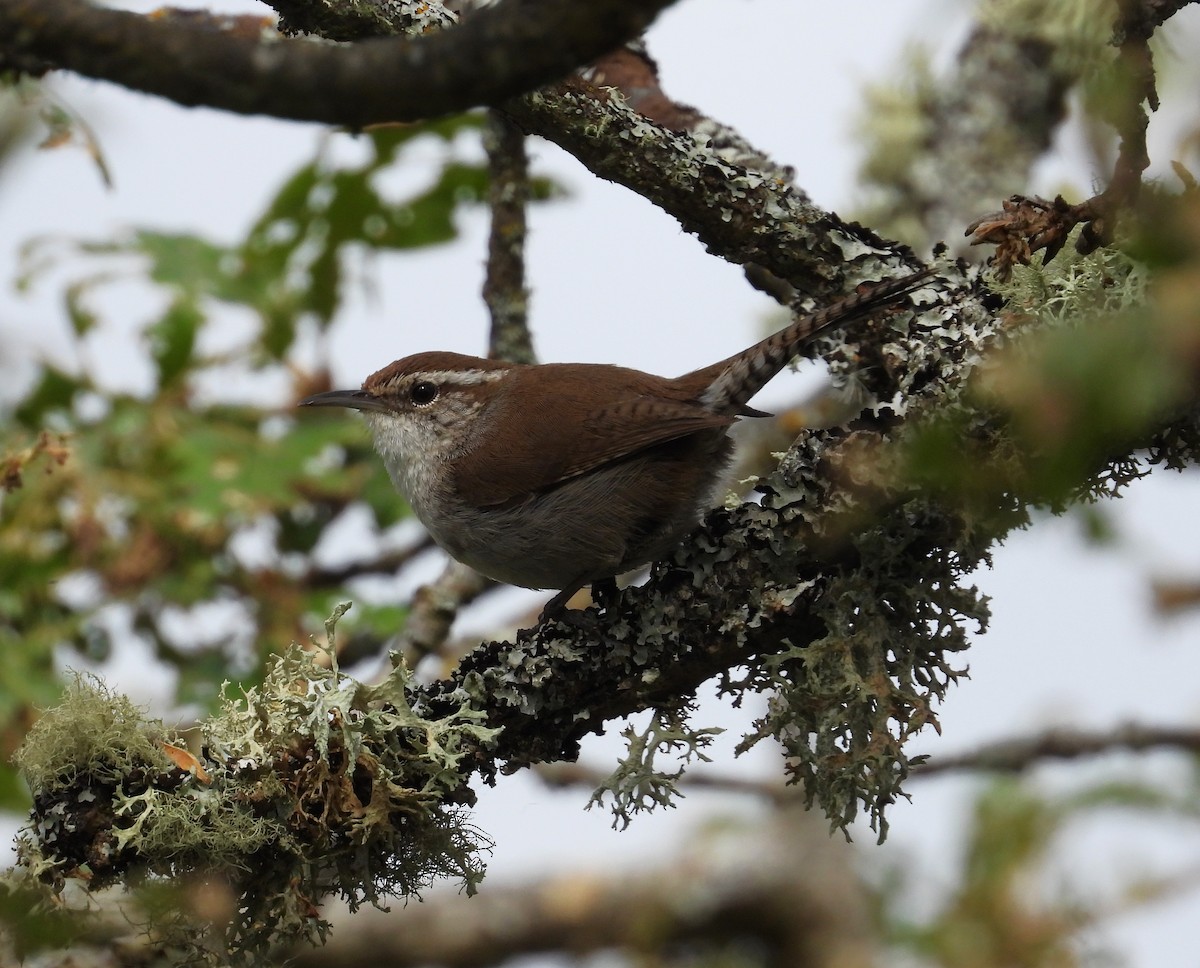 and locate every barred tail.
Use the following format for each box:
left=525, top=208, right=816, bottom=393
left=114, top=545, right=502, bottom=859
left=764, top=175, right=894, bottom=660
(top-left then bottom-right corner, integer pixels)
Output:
left=697, top=268, right=935, bottom=415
